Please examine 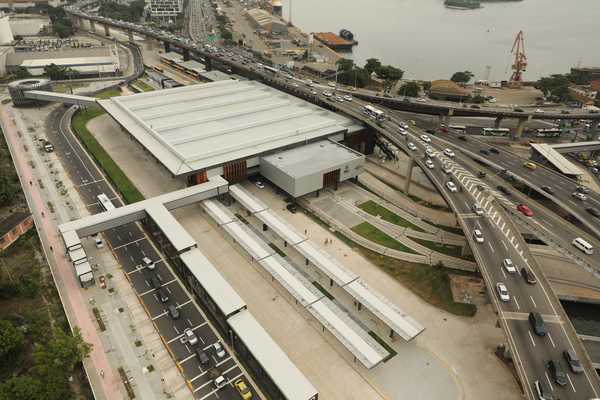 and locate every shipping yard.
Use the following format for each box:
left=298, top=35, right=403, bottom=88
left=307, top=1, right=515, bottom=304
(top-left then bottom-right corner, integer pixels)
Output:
left=0, top=0, right=600, bottom=400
